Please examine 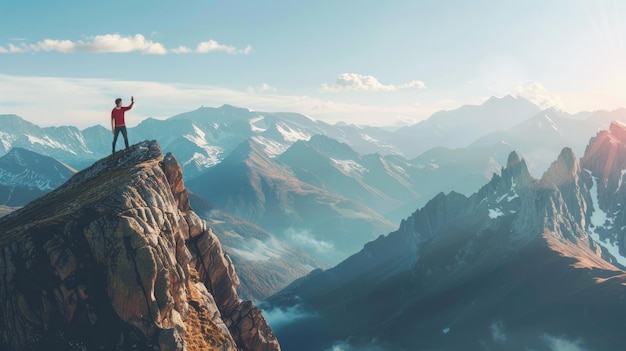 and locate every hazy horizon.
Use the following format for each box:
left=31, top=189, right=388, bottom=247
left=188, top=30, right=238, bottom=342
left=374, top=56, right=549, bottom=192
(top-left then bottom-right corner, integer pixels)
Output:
left=3, top=0, right=626, bottom=129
